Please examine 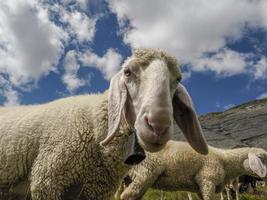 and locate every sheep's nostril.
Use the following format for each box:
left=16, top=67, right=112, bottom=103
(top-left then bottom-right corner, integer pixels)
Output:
left=144, top=111, right=171, bottom=135
left=144, top=115, right=149, bottom=124
left=144, top=115, right=153, bottom=131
